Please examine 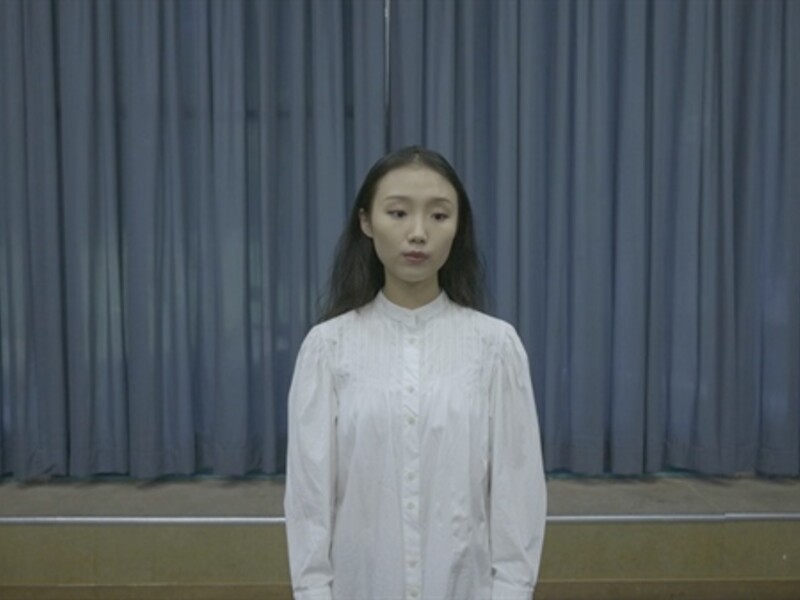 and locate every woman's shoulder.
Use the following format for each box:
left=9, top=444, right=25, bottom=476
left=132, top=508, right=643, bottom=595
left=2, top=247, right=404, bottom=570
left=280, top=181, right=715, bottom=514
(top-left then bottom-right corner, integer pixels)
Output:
left=303, top=306, right=364, bottom=344
left=450, top=308, right=532, bottom=374
left=446, top=304, right=525, bottom=358
left=305, top=312, right=346, bottom=339
left=450, top=303, right=518, bottom=338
